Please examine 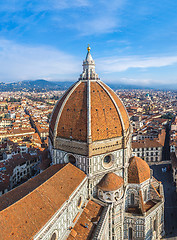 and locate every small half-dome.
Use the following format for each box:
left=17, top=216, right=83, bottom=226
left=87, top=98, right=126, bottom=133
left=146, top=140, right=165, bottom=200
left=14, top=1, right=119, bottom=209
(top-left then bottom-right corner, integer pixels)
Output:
left=128, top=156, right=150, bottom=184
left=98, top=172, right=124, bottom=191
